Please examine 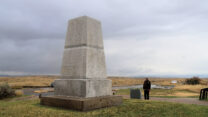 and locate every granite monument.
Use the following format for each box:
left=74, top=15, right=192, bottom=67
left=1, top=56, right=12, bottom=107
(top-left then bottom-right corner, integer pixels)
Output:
left=40, top=16, right=122, bottom=111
